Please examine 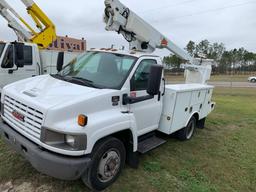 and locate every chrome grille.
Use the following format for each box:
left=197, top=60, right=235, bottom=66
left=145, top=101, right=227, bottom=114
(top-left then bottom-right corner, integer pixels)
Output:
left=3, top=95, right=44, bottom=140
